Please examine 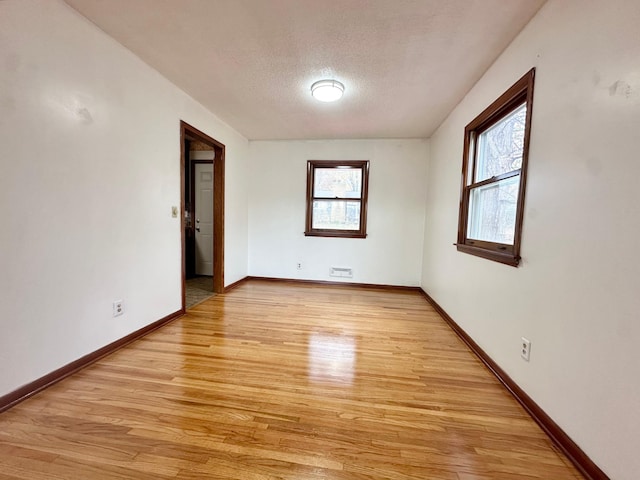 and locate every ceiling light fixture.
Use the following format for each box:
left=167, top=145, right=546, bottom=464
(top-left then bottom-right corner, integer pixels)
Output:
left=311, top=79, right=345, bottom=102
